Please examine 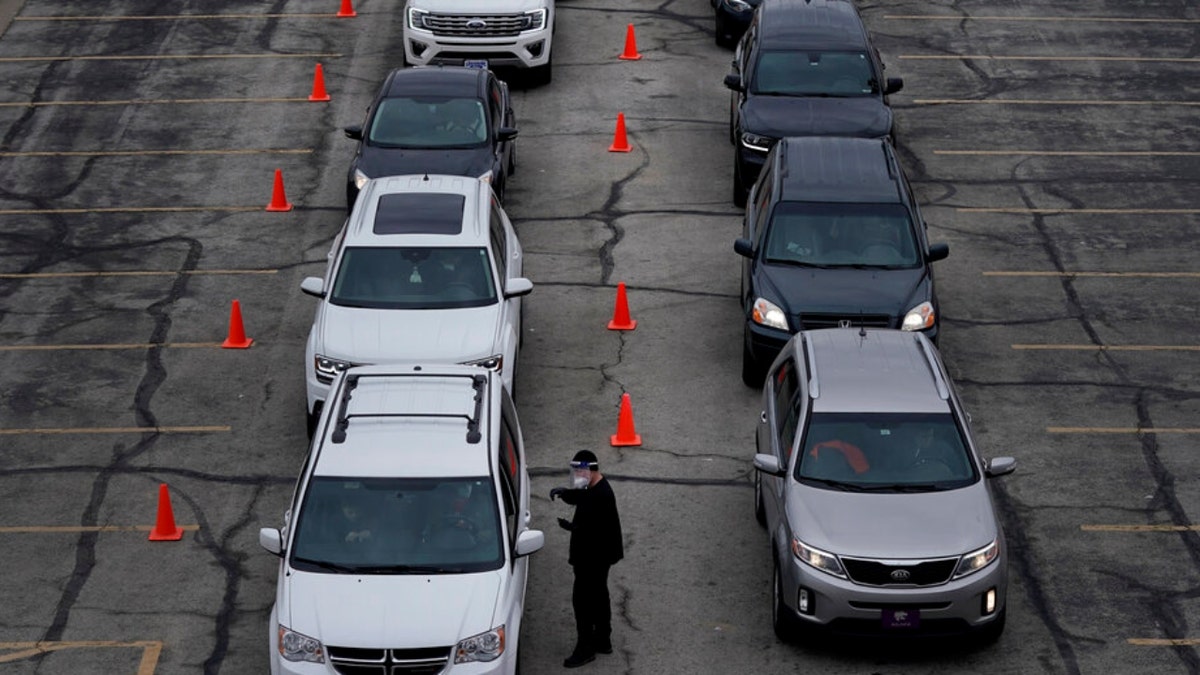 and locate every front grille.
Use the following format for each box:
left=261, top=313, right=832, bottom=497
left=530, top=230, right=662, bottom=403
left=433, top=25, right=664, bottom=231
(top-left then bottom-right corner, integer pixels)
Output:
left=840, top=557, right=958, bottom=587
left=328, top=646, right=451, bottom=675
left=424, top=13, right=530, bottom=37
left=800, top=313, right=892, bottom=330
